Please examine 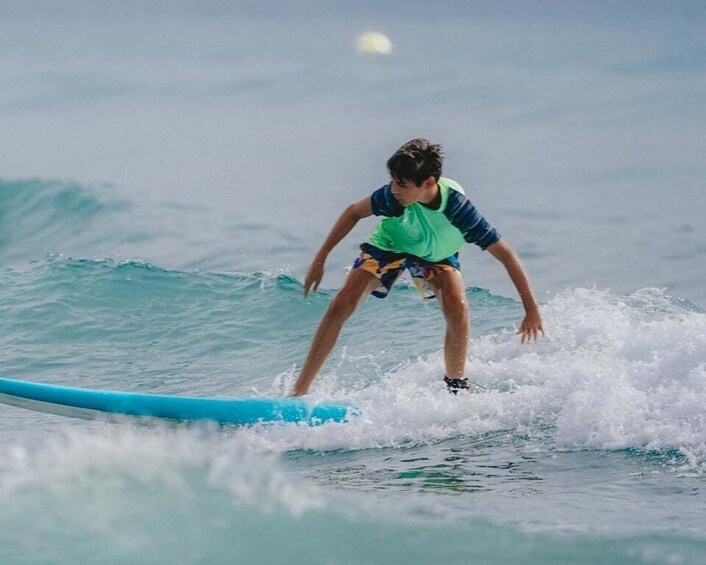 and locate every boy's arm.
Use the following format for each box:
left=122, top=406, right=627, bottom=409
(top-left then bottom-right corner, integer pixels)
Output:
left=486, top=239, right=544, bottom=343
left=304, top=197, right=373, bottom=297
